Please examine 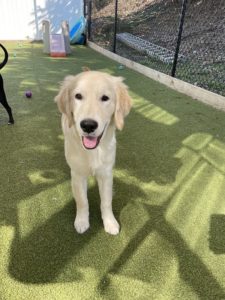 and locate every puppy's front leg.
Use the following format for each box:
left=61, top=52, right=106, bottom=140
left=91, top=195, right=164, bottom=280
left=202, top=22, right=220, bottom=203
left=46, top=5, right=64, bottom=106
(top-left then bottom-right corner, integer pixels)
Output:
left=97, top=172, right=120, bottom=235
left=71, top=171, right=89, bottom=234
